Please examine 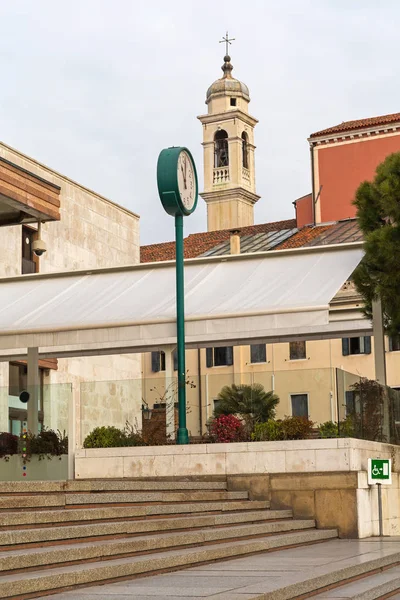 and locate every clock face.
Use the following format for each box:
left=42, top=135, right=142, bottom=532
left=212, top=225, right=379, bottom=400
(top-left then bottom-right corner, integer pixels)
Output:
left=177, top=150, right=196, bottom=212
